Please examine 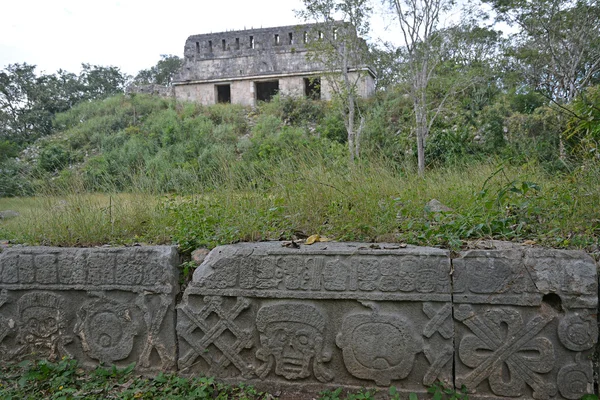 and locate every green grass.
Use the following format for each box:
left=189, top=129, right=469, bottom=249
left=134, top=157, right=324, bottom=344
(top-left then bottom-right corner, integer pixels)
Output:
left=2, top=154, right=599, bottom=252
left=0, top=358, right=269, bottom=399
left=0, top=358, right=468, bottom=400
